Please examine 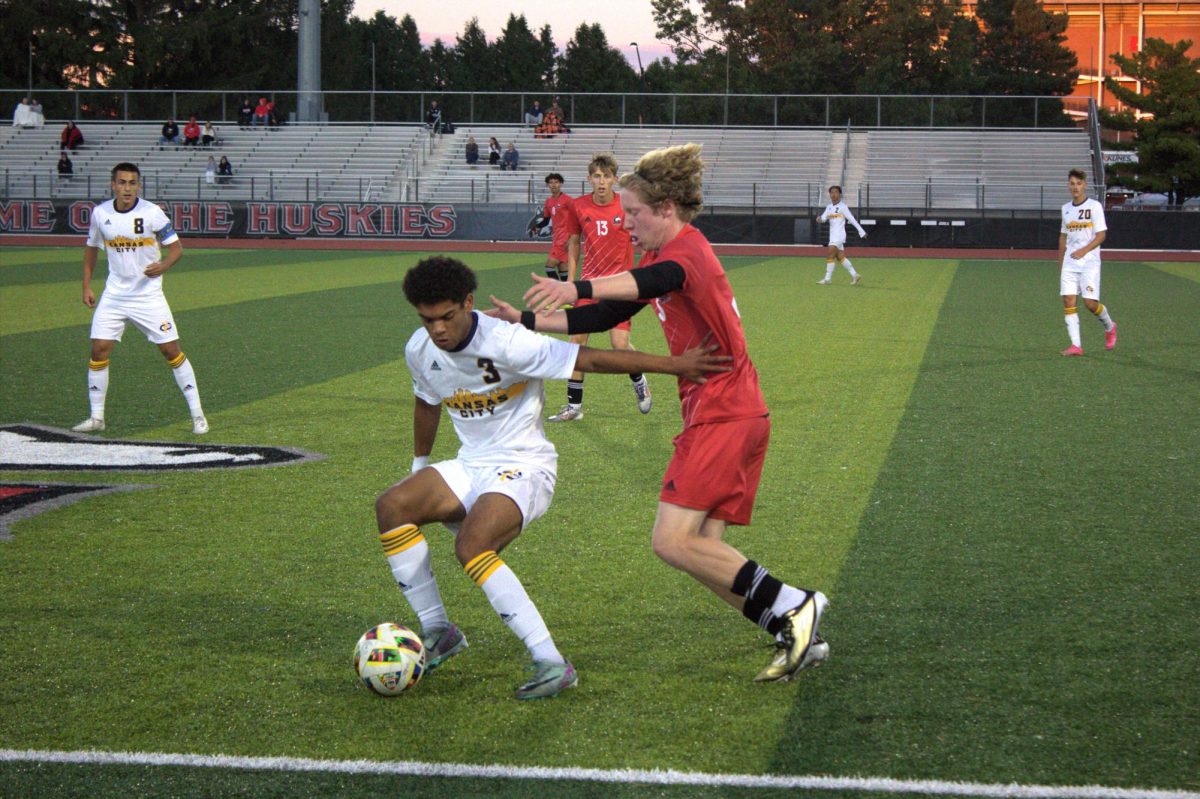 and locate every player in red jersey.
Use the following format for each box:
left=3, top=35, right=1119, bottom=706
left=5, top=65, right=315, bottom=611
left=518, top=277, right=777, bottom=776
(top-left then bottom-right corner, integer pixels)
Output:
left=546, top=153, right=651, bottom=422
left=527, top=172, right=573, bottom=282
left=490, top=143, right=829, bottom=683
